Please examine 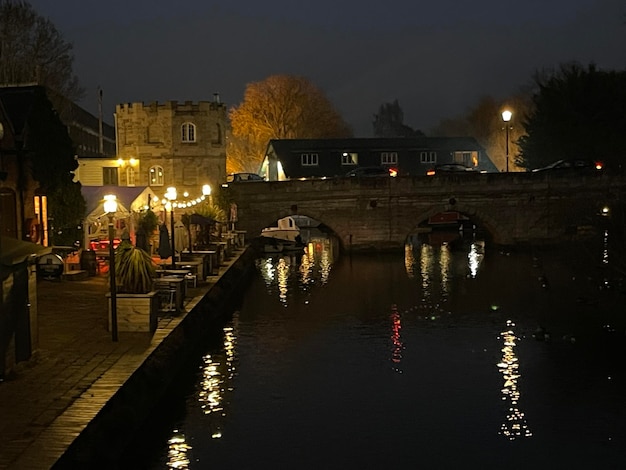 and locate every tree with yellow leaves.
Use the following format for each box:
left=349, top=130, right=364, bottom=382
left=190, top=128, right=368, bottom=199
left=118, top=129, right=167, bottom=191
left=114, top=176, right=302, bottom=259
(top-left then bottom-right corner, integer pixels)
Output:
left=228, top=75, right=352, bottom=172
